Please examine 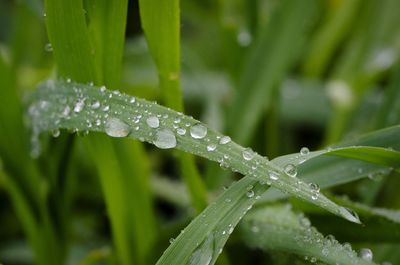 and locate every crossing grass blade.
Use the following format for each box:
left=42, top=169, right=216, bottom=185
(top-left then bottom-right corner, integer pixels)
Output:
left=44, top=1, right=156, bottom=264
left=138, top=0, right=208, bottom=211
